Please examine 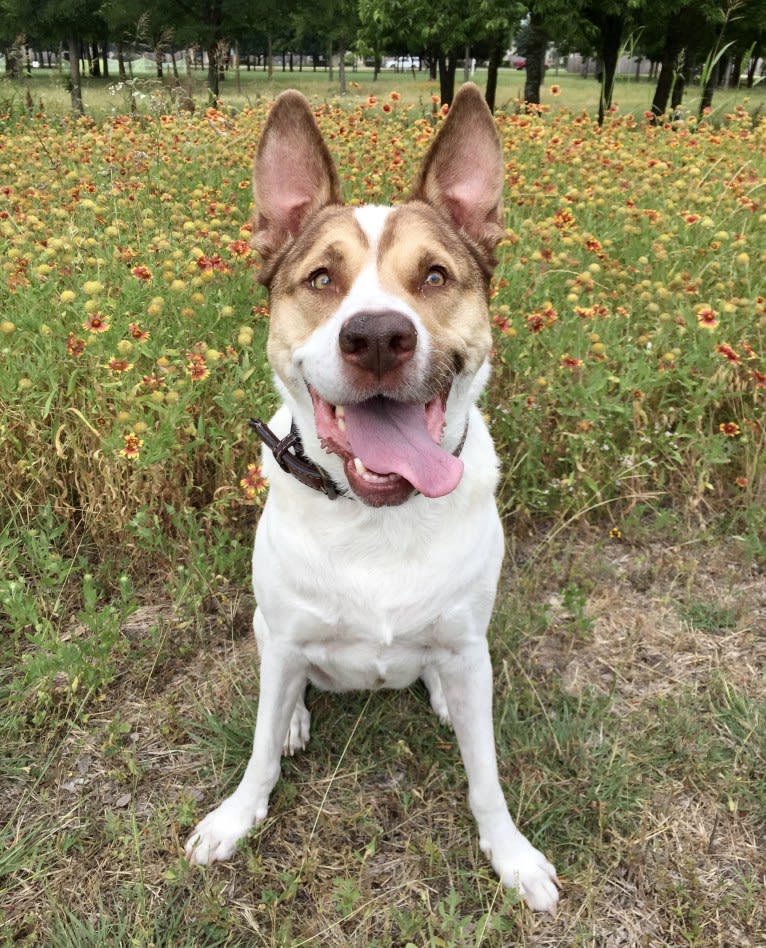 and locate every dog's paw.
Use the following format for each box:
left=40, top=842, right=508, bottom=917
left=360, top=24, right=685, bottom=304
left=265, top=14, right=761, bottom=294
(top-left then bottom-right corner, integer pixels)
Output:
left=481, top=834, right=559, bottom=914
left=422, top=669, right=452, bottom=727
left=185, top=798, right=262, bottom=865
left=283, top=702, right=311, bottom=756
